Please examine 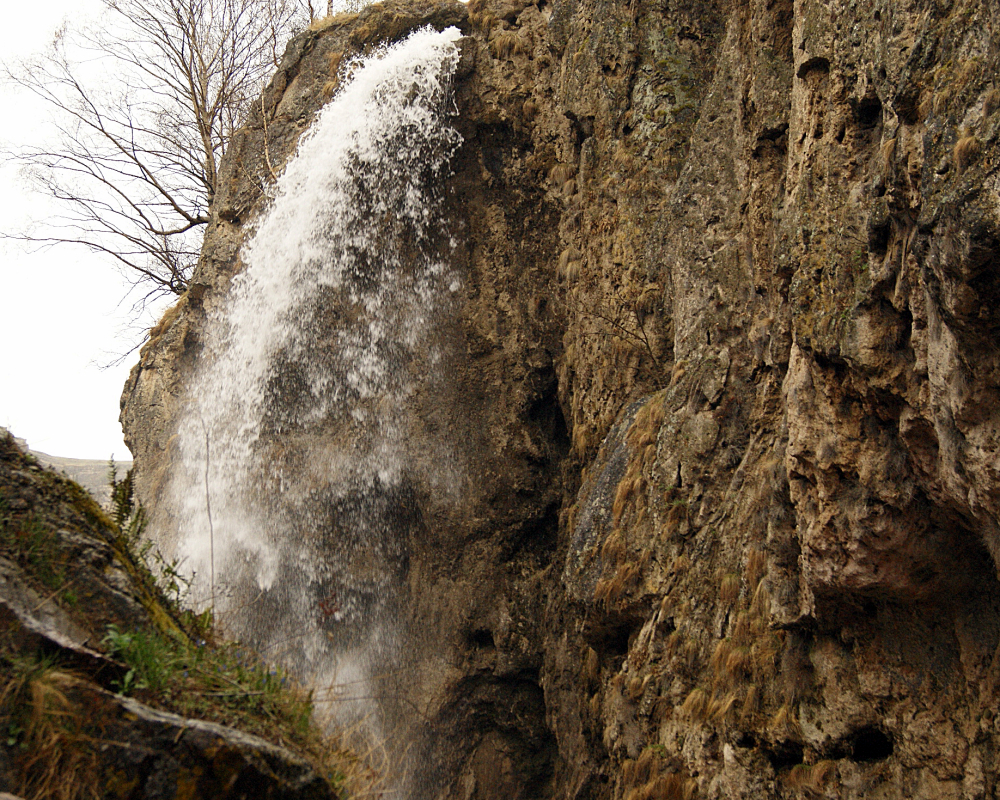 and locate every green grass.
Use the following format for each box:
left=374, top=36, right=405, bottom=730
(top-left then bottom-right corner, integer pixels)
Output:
left=101, top=622, right=312, bottom=738
left=0, top=510, right=69, bottom=590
